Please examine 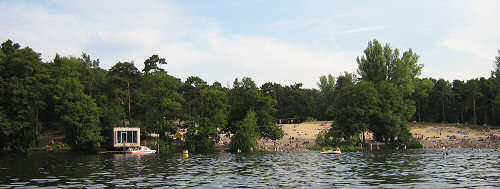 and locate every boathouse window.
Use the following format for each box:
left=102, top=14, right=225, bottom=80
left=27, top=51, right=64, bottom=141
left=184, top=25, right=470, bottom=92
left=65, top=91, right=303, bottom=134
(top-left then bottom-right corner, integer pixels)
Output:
left=116, top=130, right=138, bottom=144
